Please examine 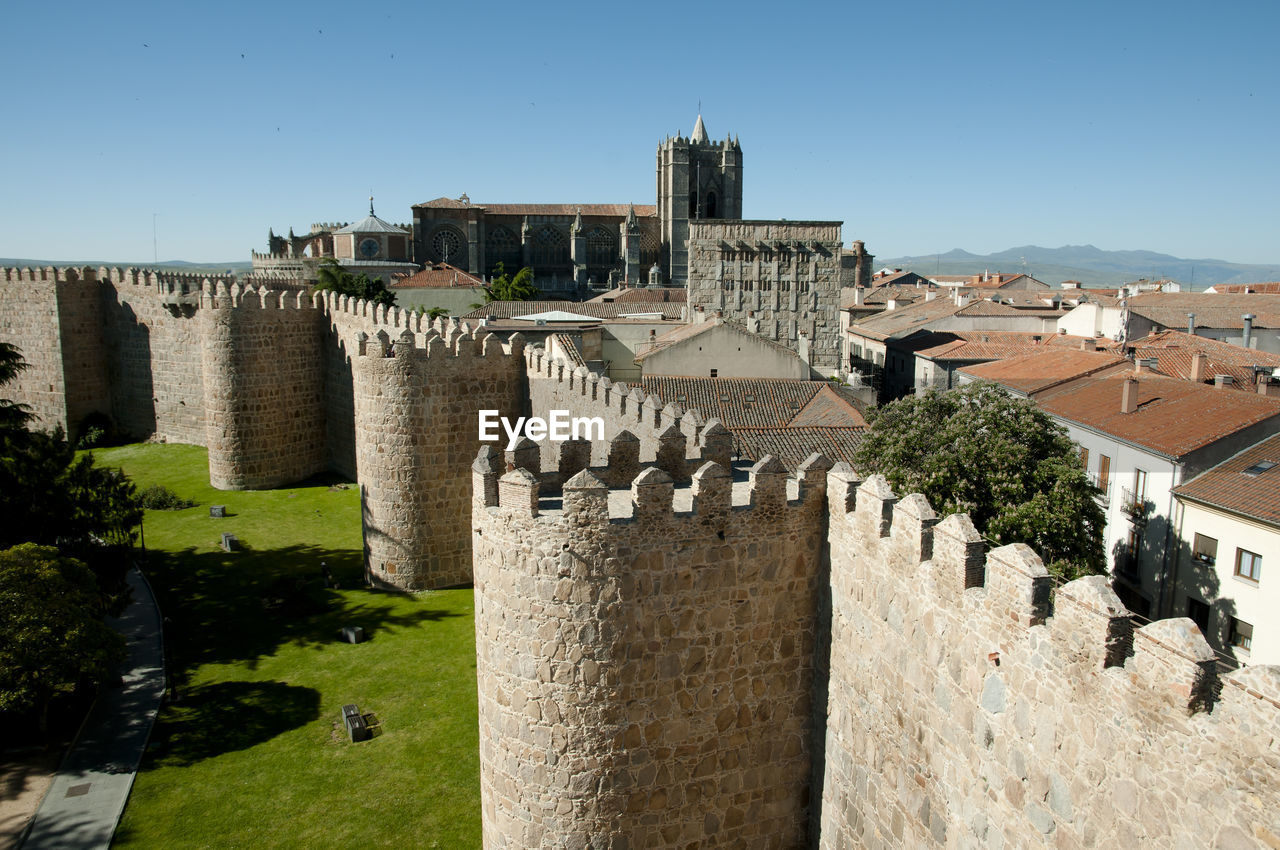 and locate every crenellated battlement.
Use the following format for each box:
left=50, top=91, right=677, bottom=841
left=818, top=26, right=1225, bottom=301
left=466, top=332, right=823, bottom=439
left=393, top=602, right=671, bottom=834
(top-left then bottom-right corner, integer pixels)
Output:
left=820, top=468, right=1280, bottom=848
left=198, top=280, right=318, bottom=311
